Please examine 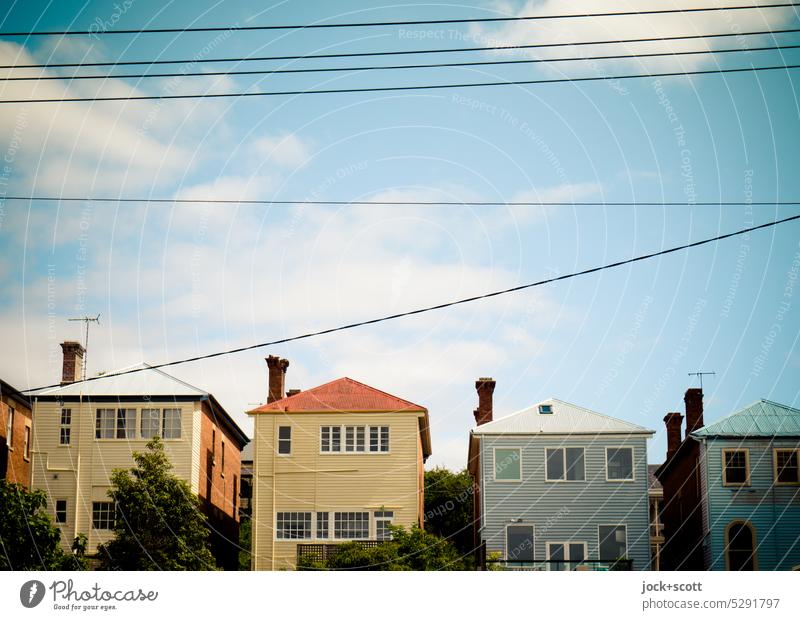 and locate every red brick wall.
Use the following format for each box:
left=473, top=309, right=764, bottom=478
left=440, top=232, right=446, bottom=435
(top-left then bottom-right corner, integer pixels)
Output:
left=198, top=402, right=242, bottom=521
left=1, top=394, right=32, bottom=487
